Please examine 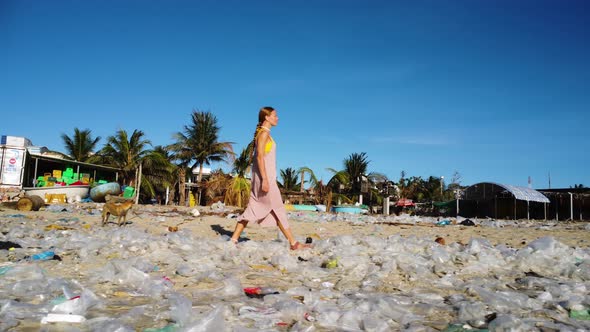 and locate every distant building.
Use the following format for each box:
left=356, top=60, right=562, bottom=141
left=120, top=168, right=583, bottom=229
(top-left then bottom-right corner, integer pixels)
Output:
left=458, top=182, right=589, bottom=221
left=537, top=188, right=590, bottom=221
